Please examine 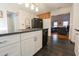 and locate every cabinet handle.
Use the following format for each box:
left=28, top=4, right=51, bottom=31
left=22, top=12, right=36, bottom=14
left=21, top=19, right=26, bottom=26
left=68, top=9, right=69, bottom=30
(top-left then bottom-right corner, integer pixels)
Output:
left=0, top=41, right=7, bottom=44
left=75, top=33, right=78, bottom=35
left=34, top=37, right=37, bottom=41
left=4, top=53, right=8, bottom=56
